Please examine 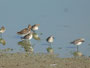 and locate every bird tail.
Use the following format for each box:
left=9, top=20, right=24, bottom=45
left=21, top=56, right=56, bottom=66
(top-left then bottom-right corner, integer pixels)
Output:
left=70, top=42, right=73, bottom=44
left=17, top=32, right=20, bottom=34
